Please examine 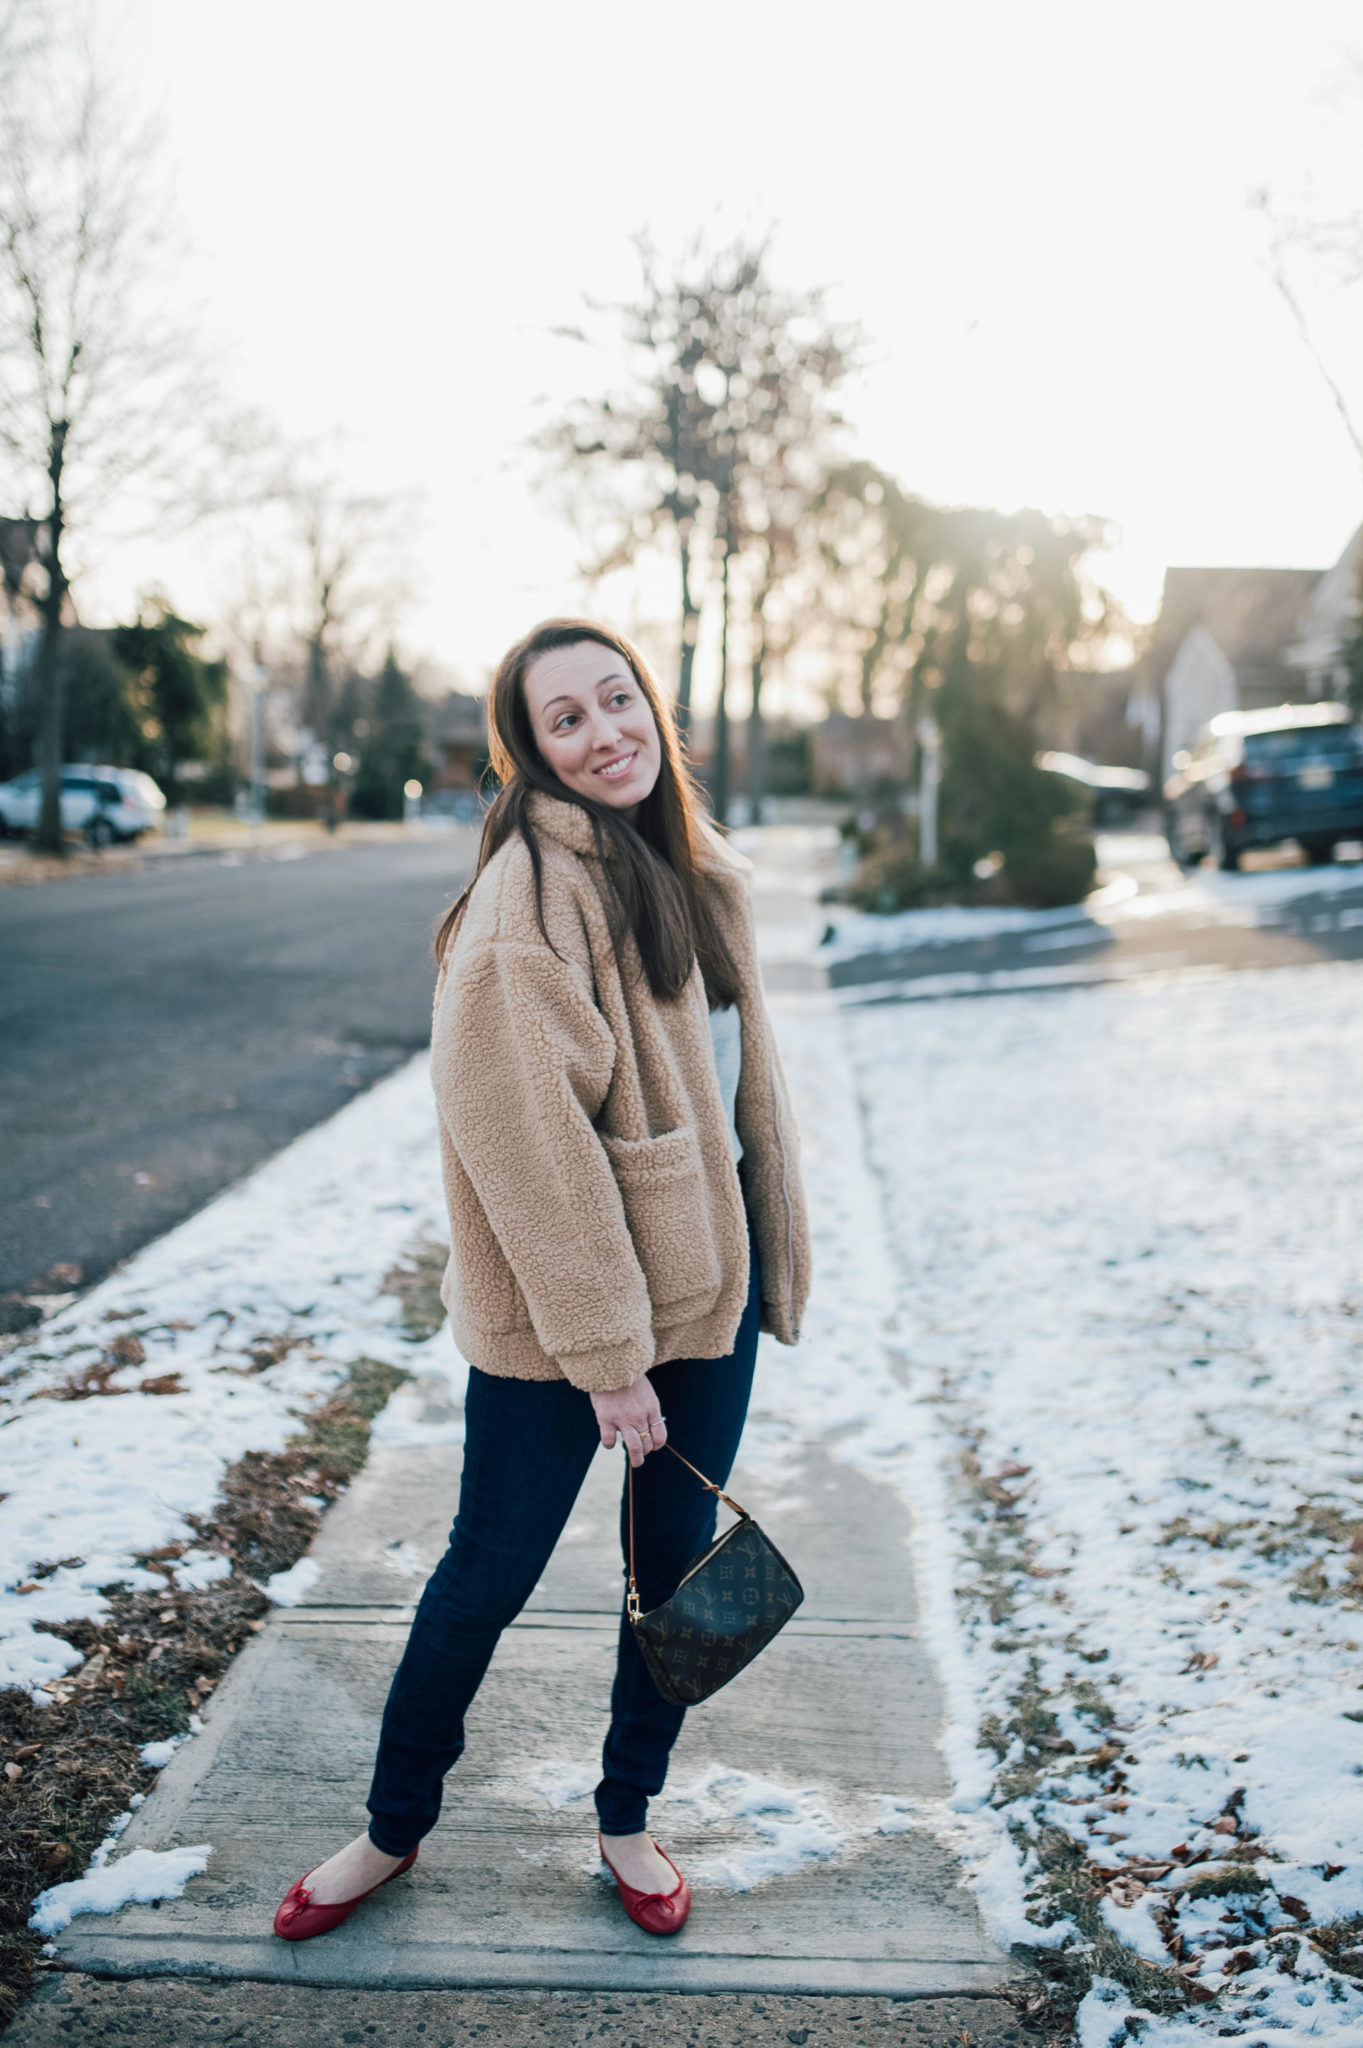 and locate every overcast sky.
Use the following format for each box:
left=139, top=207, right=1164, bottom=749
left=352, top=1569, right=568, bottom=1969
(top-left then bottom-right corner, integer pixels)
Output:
left=96, top=0, right=1363, bottom=711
